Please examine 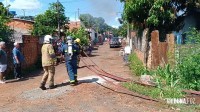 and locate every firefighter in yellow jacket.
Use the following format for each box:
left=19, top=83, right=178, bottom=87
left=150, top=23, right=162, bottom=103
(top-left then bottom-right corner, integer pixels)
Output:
left=39, top=35, right=57, bottom=90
